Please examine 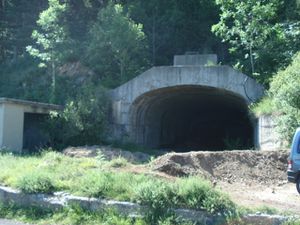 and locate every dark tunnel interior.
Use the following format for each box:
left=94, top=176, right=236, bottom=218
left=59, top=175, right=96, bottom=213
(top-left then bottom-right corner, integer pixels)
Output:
left=131, top=86, right=254, bottom=152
